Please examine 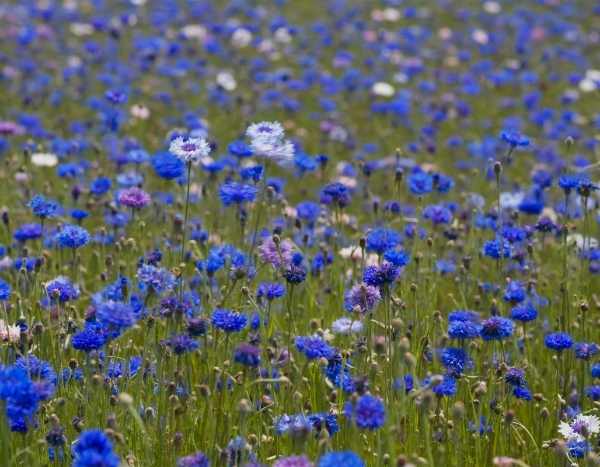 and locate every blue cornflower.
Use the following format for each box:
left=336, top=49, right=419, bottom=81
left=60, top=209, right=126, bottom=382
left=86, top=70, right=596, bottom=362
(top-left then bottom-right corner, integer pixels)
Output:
left=504, top=367, right=526, bottom=386
left=14, top=355, right=56, bottom=401
left=296, top=201, right=321, bottom=225
left=211, top=309, right=247, bottom=332
left=479, top=317, right=514, bottom=341
left=0, top=279, right=11, bottom=301
left=57, top=224, right=90, bottom=249
left=501, top=130, right=529, bottom=147
left=482, top=239, right=511, bottom=259
left=592, top=363, right=600, bottom=379
left=510, top=302, right=537, bottom=322
left=383, top=249, right=410, bottom=267
left=567, top=440, right=589, bottom=459
left=90, top=177, right=112, bottom=196
left=233, top=343, right=261, bottom=367
left=14, top=223, right=43, bottom=242
left=219, top=181, right=258, bottom=206
left=320, top=182, right=351, bottom=208
left=448, top=310, right=480, bottom=322
left=96, top=300, right=135, bottom=330
left=0, top=365, right=40, bottom=432
left=448, top=320, right=481, bottom=340
left=162, top=334, right=199, bottom=355
left=136, top=264, right=176, bottom=295
left=70, top=209, right=89, bottom=221
left=586, top=385, right=600, bottom=401
left=574, top=342, right=599, bottom=360
left=72, top=323, right=107, bottom=352
left=423, top=204, right=453, bottom=225
left=45, top=276, right=80, bottom=303
left=177, top=451, right=210, bottom=467
left=256, top=282, right=286, bottom=301
left=295, top=336, right=335, bottom=360
left=228, top=140, right=253, bottom=158
left=363, top=262, right=399, bottom=287
left=439, top=348, right=472, bottom=375
left=432, top=375, right=457, bottom=397
left=283, top=264, right=307, bottom=284
left=503, top=281, right=526, bottom=303
left=152, top=151, right=184, bottom=180
left=512, top=385, right=532, bottom=401
left=318, top=451, right=364, bottom=467
left=558, top=173, right=589, bottom=195
left=28, top=194, right=59, bottom=219
left=344, top=394, right=385, bottom=430
left=544, top=332, right=573, bottom=352
left=239, top=165, right=264, bottom=183
left=72, top=429, right=120, bottom=467
left=365, top=228, right=401, bottom=255
left=408, top=170, right=433, bottom=195
left=344, top=283, right=381, bottom=314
